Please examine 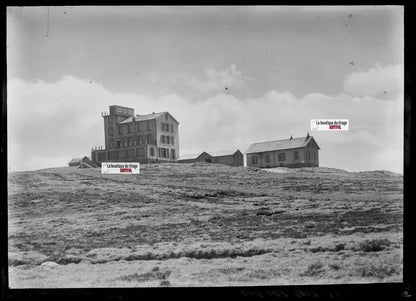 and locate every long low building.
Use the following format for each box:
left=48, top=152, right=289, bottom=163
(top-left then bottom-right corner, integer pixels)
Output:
left=245, top=133, right=320, bottom=168
left=178, top=150, right=244, bottom=167
left=68, top=156, right=98, bottom=168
